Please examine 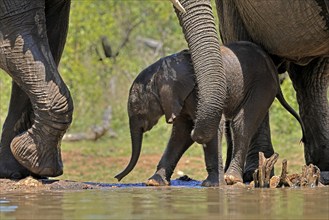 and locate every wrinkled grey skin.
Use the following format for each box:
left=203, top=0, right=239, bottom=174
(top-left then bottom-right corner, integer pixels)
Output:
left=0, top=0, right=73, bottom=178
left=174, top=0, right=226, bottom=145
left=115, top=41, right=305, bottom=186
left=212, top=0, right=329, bottom=184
